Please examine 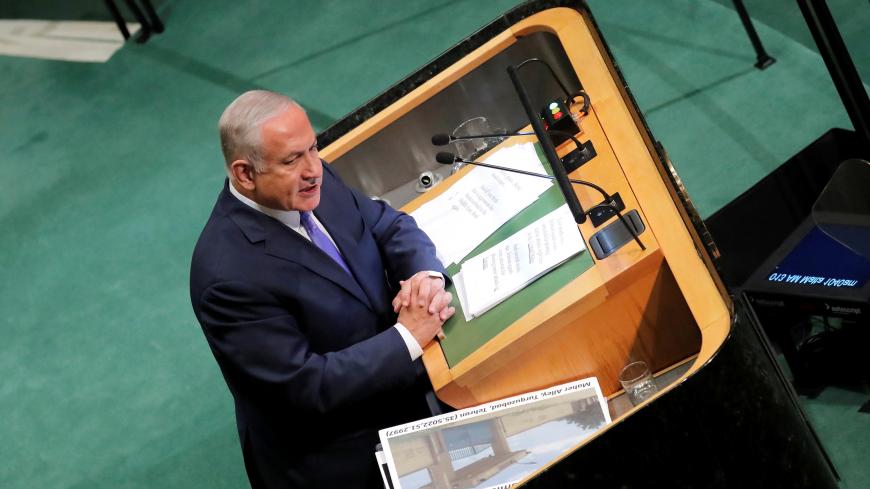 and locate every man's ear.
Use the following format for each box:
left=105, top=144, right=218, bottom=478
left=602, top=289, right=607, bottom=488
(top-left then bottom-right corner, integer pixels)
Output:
left=230, top=160, right=256, bottom=191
